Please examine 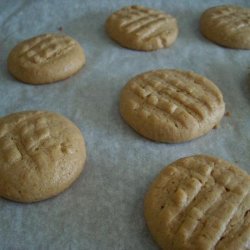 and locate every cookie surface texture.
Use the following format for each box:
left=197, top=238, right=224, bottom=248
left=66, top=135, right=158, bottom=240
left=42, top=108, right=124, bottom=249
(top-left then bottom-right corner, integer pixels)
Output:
left=120, top=69, right=225, bottom=143
left=8, top=33, right=85, bottom=84
left=0, top=111, right=86, bottom=203
left=200, top=5, right=250, bottom=49
left=106, top=5, right=178, bottom=51
left=144, top=155, right=250, bottom=250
